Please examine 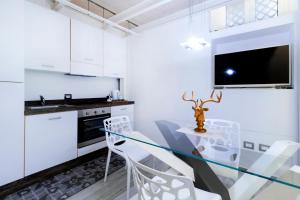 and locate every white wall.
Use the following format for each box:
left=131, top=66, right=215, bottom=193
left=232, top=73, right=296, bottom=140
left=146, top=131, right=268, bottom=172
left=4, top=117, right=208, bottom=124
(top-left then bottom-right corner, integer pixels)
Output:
left=128, top=11, right=299, bottom=149
left=128, top=13, right=214, bottom=144
left=25, top=70, right=118, bottom=100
